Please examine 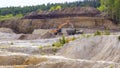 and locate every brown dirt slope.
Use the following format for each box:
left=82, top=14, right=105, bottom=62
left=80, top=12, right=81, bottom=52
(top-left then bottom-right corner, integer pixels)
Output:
left=0, top=7, right=119, bottom=34
left=24, top=7, right=100, bottom=19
